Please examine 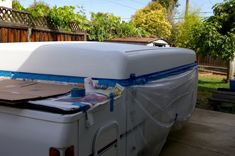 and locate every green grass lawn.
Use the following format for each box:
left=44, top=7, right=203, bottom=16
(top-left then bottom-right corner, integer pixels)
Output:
left=197, top=73, right=229, bottom=109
